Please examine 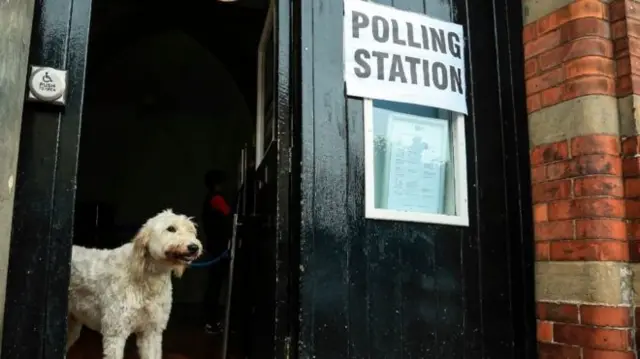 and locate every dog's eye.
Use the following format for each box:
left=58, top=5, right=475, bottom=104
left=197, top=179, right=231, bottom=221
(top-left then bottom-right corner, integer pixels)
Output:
left=166, top=226, right=176, bottom=233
